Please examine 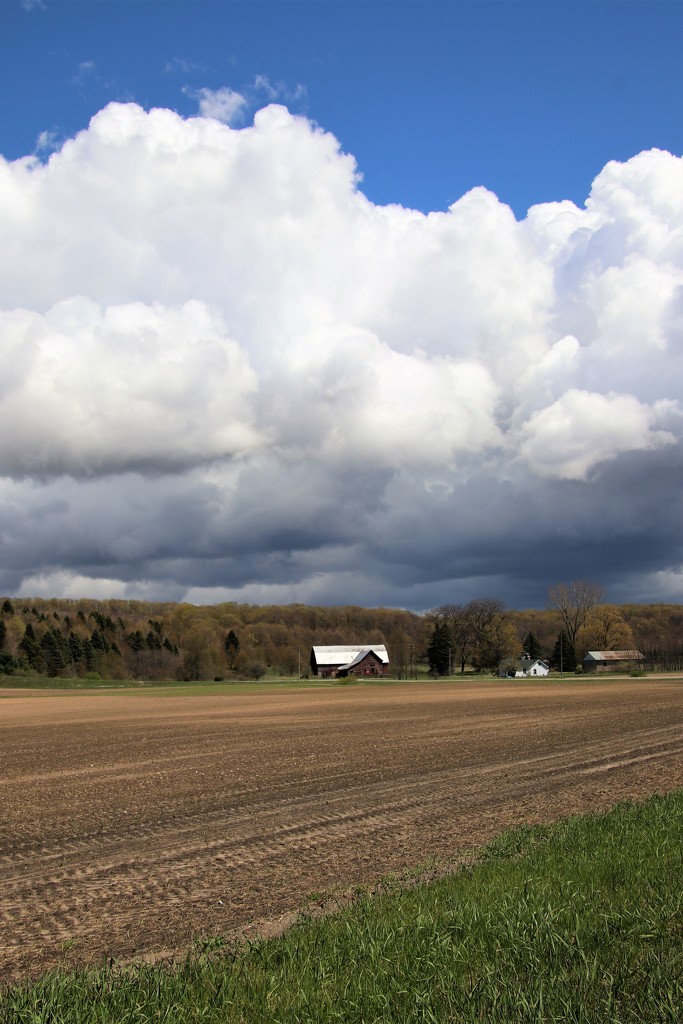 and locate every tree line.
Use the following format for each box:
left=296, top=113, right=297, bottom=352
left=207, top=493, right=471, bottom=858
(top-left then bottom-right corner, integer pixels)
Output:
left=424, top=580, right=682, bottom=676
left=0, top=598, right=422, bottom=681
left=0, top=586, right=682, bottom=681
